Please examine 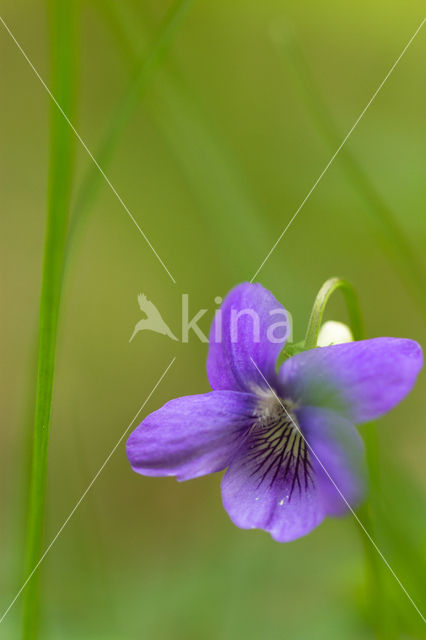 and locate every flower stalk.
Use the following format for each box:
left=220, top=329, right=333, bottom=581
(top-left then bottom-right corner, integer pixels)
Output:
left=304, top=277, right=363, bottom=349
left=22, top=1, right=77, bottom=637
left=305, top=277, right=392, bottom=638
